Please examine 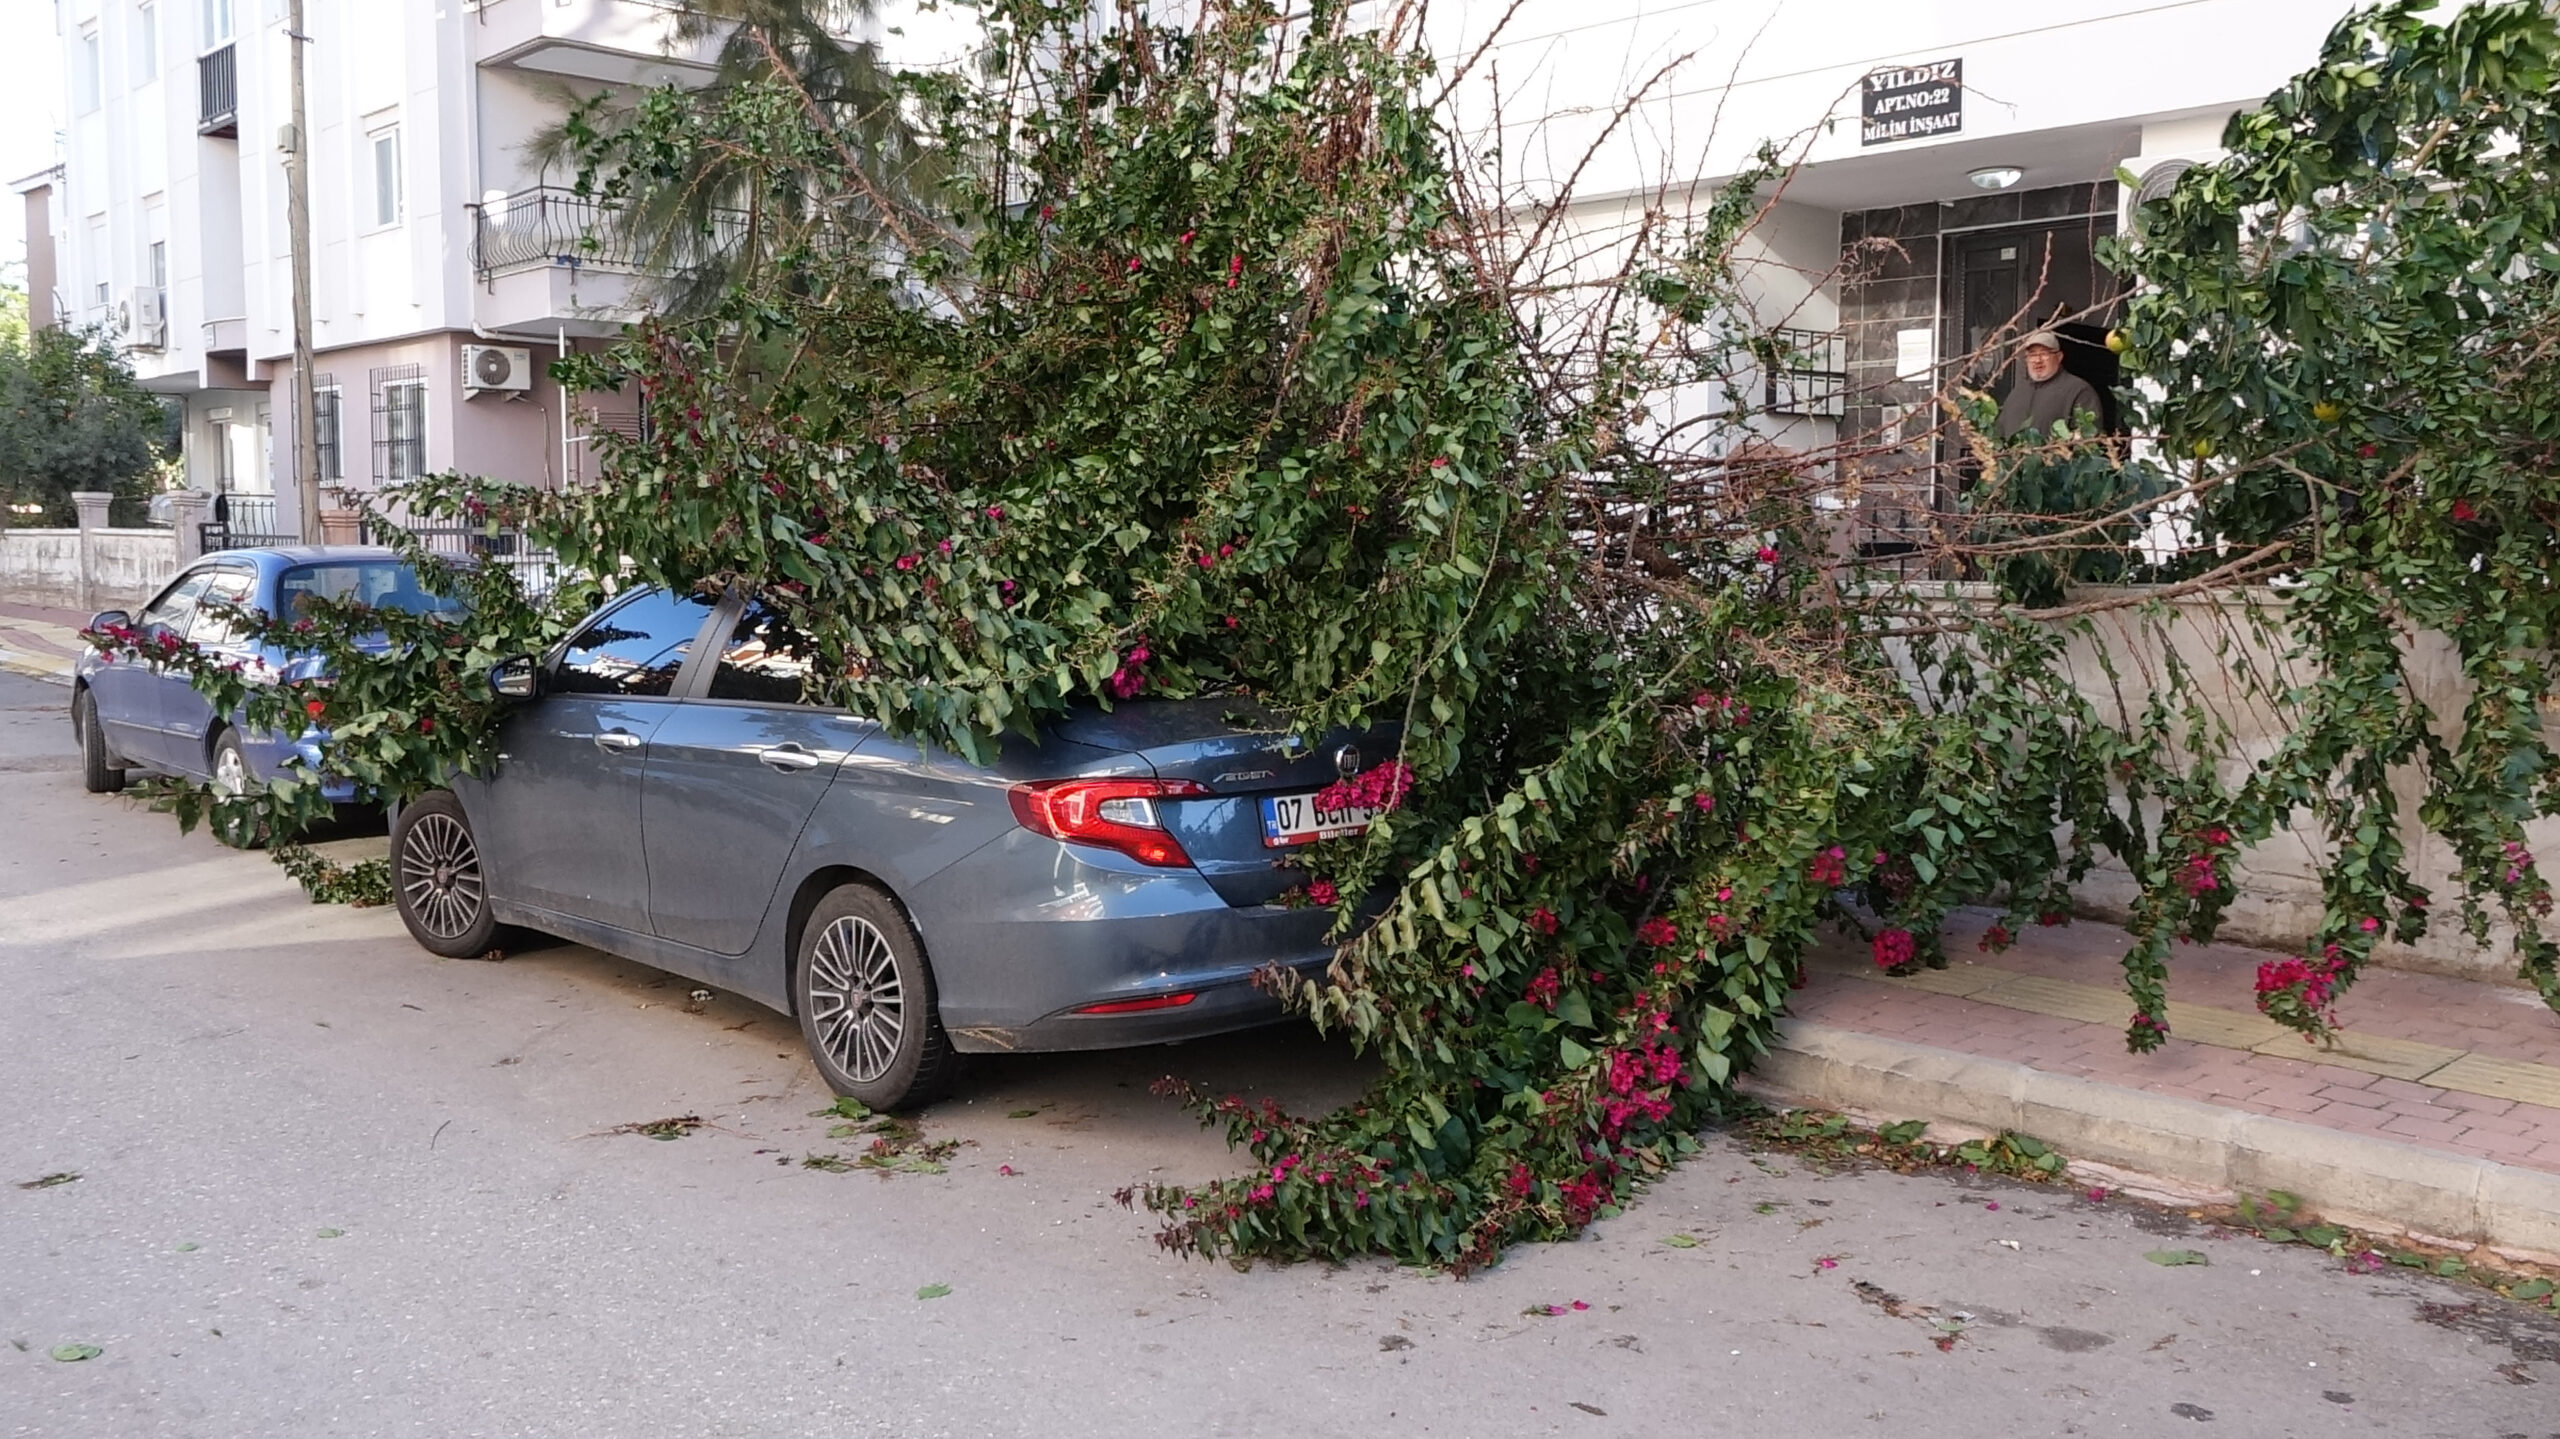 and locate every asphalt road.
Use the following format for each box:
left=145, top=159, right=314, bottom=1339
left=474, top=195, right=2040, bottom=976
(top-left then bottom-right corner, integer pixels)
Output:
left=2, top=669, right=2555, bottom=1438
